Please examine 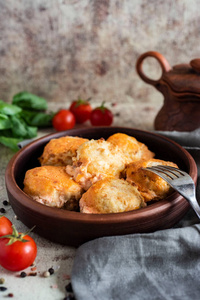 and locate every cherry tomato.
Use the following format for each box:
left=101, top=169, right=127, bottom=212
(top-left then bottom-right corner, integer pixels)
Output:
left=90, top=102, right=113, bottom=126
left=69, top=98, right=92, bottom=123
left=0, top=225, right=37, bottom=272
left=52, top=109, right=75, bottom=131
left=0, top=216, right=12, bottom=237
